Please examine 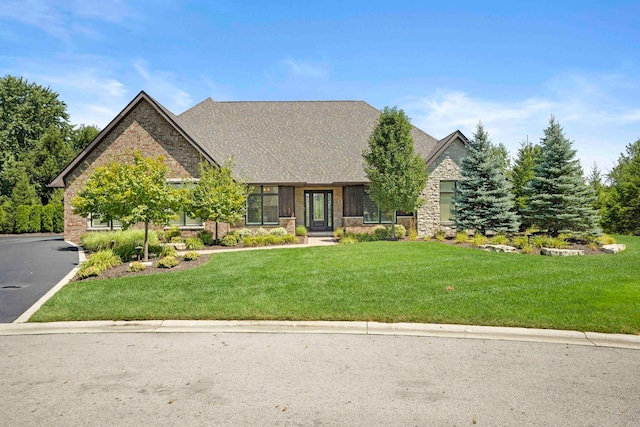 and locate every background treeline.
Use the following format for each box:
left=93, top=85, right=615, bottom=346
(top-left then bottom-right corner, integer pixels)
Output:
left=1, top=74, right=638, bottom=235
left=0, top=75, right=99, bottom=233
